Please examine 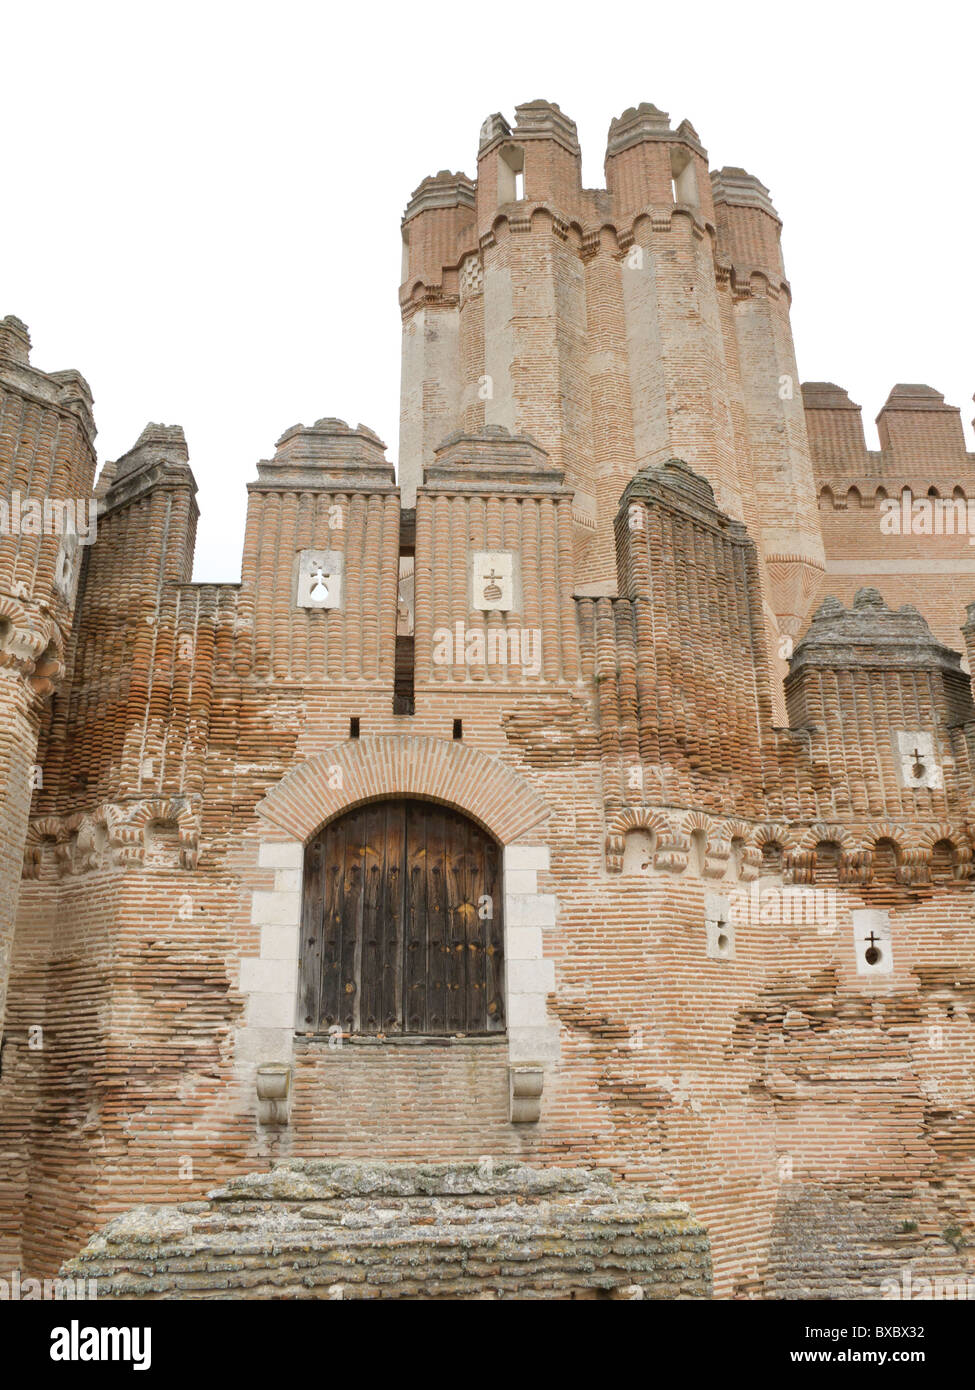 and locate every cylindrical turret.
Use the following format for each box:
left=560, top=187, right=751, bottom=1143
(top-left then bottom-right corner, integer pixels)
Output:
left=712, top=168, right=825, bottom=699
left=398, top=173, right=476, bottom=506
